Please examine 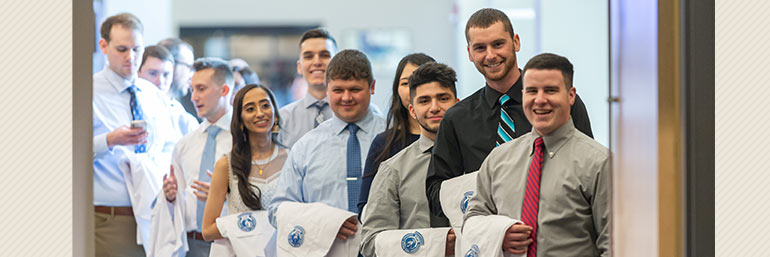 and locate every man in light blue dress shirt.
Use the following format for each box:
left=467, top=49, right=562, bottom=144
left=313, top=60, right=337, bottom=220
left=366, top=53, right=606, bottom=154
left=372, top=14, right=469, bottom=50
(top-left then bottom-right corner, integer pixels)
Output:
left=277, top=28, right=337, bottom=148
left=268, top=50, right=386, bottom=243
left=93, top=13, right=180, bottom=257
